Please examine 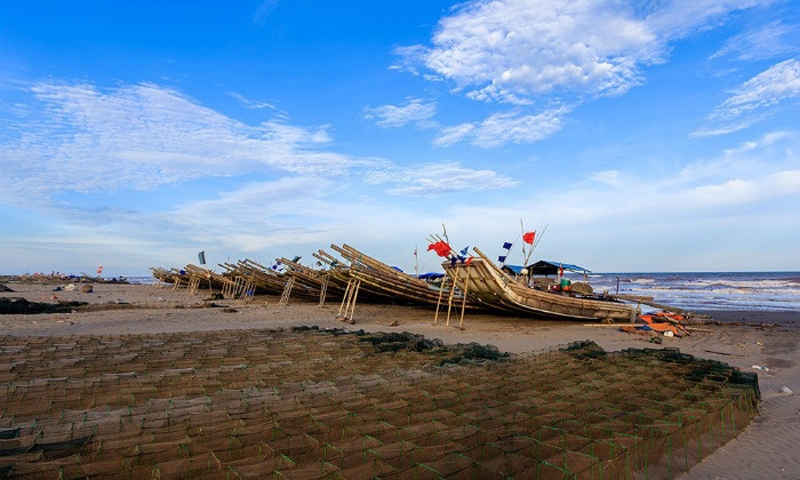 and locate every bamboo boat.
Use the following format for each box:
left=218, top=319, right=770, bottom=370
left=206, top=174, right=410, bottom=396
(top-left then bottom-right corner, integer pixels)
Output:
left=150, top=267, right=191, bottom=289
left=275, top=256, right=346, bottom=301
left=330, top=244, right=472, bottom=308
left=312, top=249, right=397, bottom=305
left=442, top=247, right=636, bottom=322
left=228, top=259, right=288, bottom=295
